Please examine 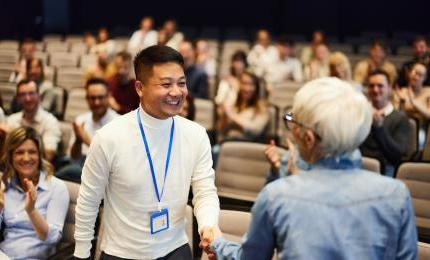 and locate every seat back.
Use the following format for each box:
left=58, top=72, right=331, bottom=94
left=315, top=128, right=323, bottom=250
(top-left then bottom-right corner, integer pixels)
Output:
left=64, top=88, right=89, bottom=123
left=215, top=141, right=272, bottom=202
left=362, top=156, right=381, bottom=174
left=422, top=126, right=430, bottom=161
left=419, top=242, right=430, bottom=260
left=59, top=181, right=80, bottom=246
left=194, top=98, right=215, bottom=130
left=396, top=162, right=430, bottom=241
left=56, top=67, right=85, bottom=91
